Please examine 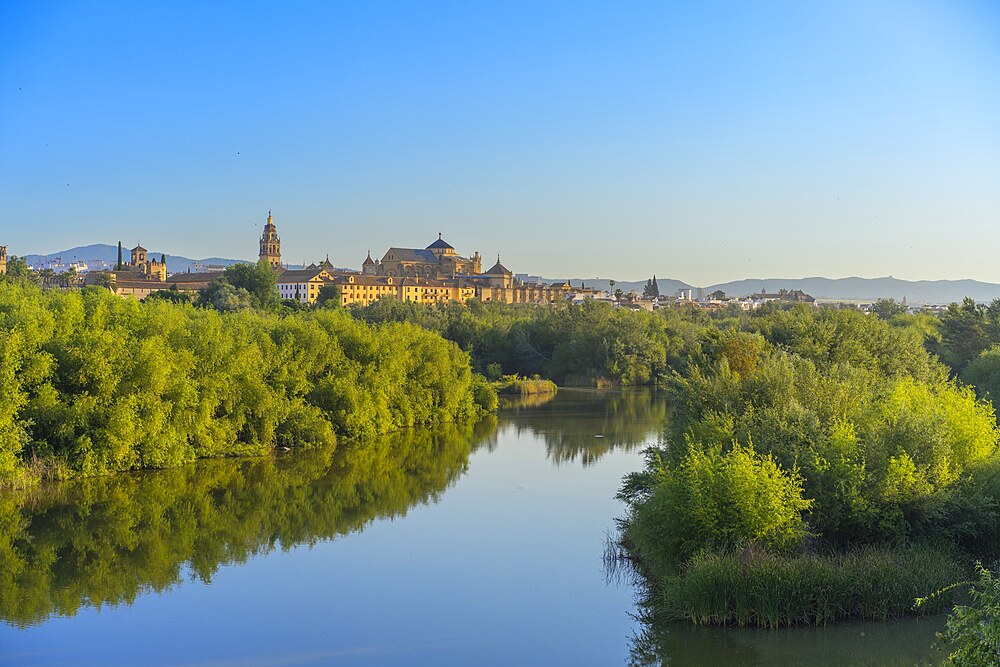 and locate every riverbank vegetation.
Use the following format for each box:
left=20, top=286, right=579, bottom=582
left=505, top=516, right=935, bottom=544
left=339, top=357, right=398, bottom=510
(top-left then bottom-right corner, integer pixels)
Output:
left=608, top=302, right=1000, bottom=640
left=492, top=374, right=558, bottom=396
left=0, top=281, right=495, bottom=486
left=349, top=298, right=692, bottom=387
left=935, top=563, right=1000, bottom=665
left=657, top=543, right=963, bottom=628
